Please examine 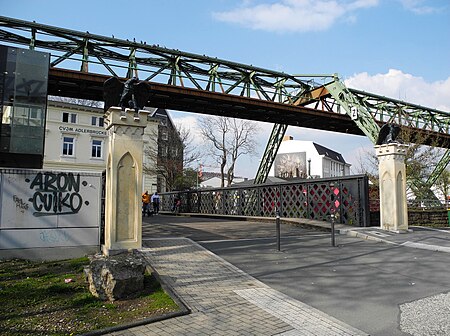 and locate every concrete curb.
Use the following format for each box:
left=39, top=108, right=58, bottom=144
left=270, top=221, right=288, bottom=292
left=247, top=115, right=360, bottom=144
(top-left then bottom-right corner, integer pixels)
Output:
left=341, top=229, right=450, bottom=254
left=400, top=241, right=450, bottom=253
left=340, top=229, right=394, bottom=244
